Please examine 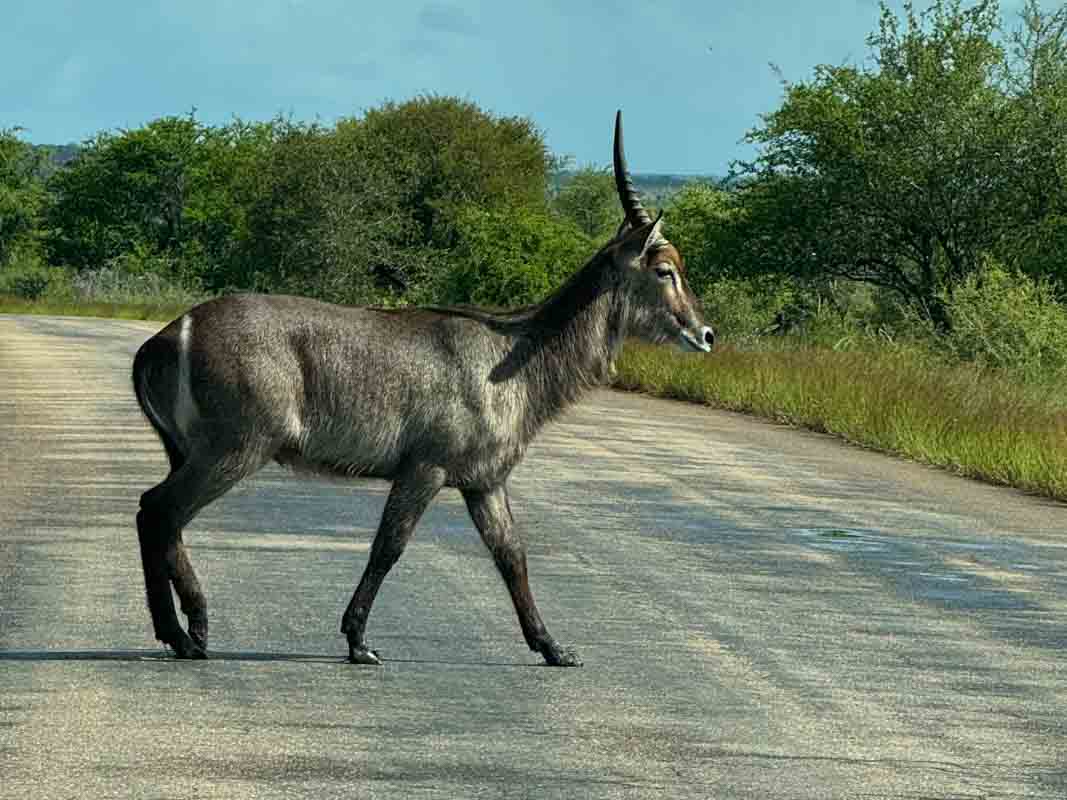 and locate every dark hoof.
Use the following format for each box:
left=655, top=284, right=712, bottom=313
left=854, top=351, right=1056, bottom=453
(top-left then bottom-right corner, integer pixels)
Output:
left=348, top=647, right=382, bottom=666
left=168, top=630, right=207, bottom=660
left=544, top=647, right=583, bottom=668
left=188, top=617, right=208, bottom=652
